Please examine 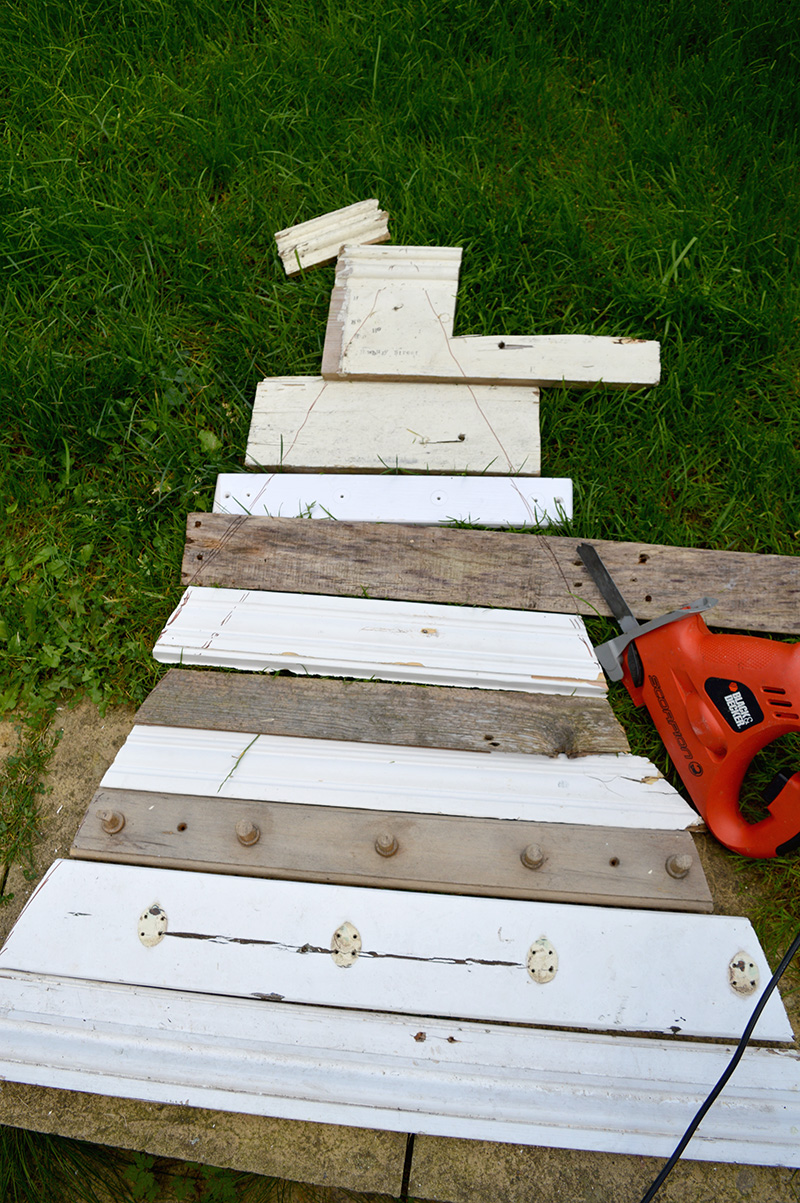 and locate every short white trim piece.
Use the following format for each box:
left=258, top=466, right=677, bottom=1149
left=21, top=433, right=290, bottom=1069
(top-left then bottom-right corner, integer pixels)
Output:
left=0, top=969, right=798, bottom=1165
left=0, top=861, right=789, bottom=1040
left=244, top=376, right=540, bottom=474
left=153, top=588, right=605, bottom=695
left=213, top=473, right=572, bottom=527
left=274, top=200, right=390, bottom=275
left=100, top=726, right=699, bottom=830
